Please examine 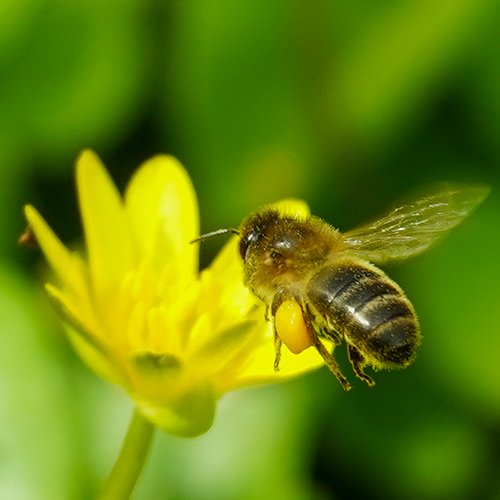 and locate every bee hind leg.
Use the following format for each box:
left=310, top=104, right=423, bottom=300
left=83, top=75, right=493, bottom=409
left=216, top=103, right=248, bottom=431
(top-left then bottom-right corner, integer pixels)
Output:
left=313, top=338, right=353, bottom=391
left=347, top=345, right=375, bottom=387
left=301, top=306, right=352, bottom=390
left=321, top=326, right=342, bottom=346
